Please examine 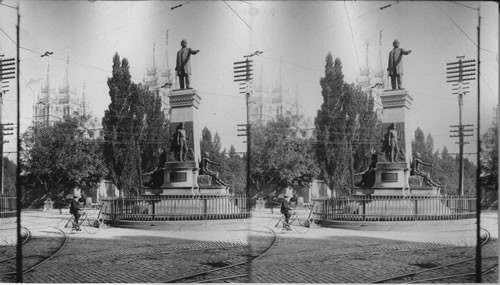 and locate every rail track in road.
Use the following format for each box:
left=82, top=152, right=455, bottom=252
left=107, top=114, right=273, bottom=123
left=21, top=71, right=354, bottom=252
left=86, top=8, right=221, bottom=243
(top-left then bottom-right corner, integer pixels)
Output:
left=372, top=227, right=498, bottom=283
left=165, top=228, right=278, bottom=283
left=0, top=222, right=68, bottom=282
